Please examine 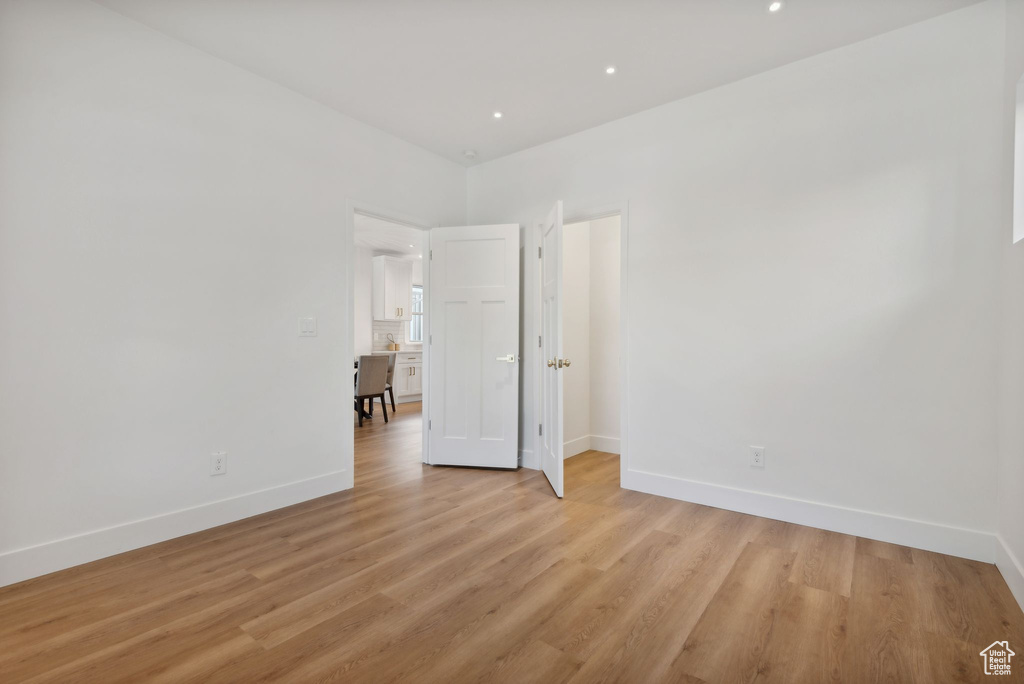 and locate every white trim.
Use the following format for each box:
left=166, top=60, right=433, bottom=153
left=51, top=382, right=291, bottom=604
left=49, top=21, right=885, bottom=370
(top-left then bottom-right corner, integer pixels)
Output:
left=622, top=467, right=995, bottom=563
left=564, top=435, right=621, bottom=459
left=589, top=435, right=620, bottom=454
left=997, top=535, right=1024, bottom=612
left=563, top=435, right=591, bottom=459
left=0, top=470, right=348, bottom=588
left=519, top=448, right=537, bottom=470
